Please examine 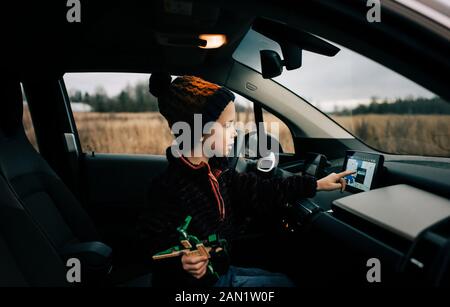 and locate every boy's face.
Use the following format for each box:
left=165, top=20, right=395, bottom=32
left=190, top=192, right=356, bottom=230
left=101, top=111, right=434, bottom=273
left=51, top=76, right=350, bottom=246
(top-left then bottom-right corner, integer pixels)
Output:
left=203, top=101, right=237, bottom=157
